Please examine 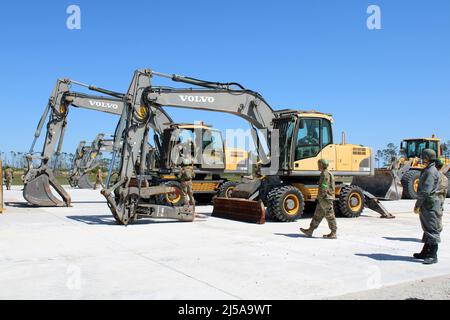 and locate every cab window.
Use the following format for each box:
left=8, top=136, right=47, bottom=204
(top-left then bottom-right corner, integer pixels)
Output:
left=322, top=120, right=332, bottom=148
left=428, top=141, right=438, bottom=154
left=295, top=119, right=321, bottom=161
